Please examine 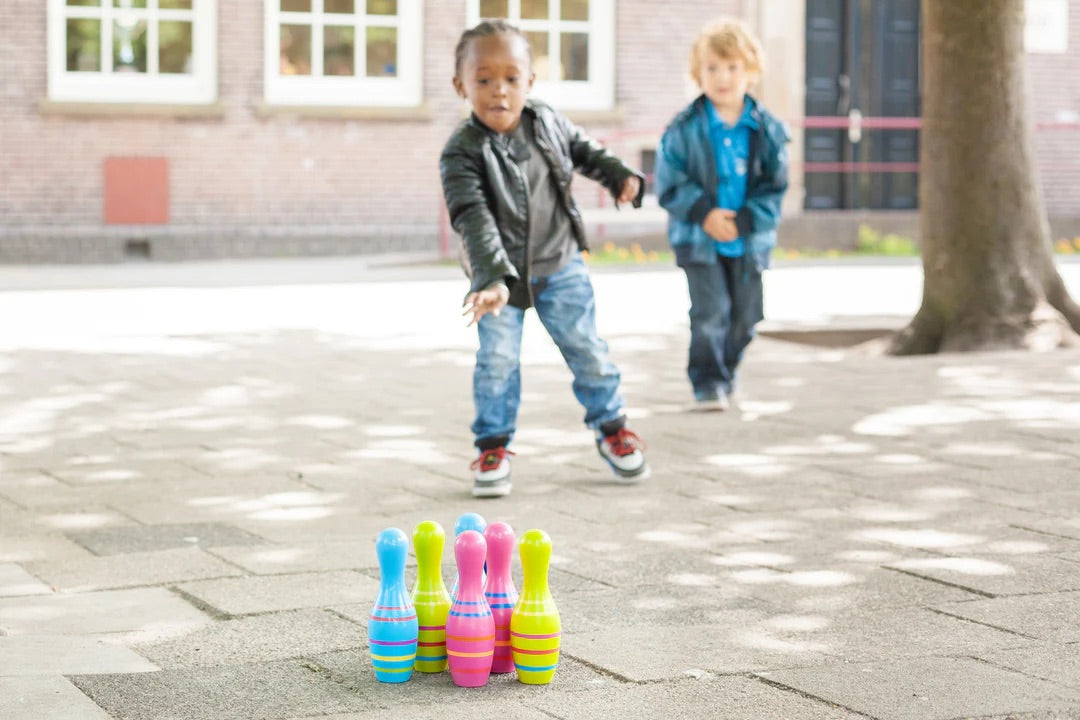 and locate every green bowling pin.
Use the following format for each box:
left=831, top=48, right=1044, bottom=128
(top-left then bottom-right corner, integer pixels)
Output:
left=411, top=520, right=451, bottom=672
